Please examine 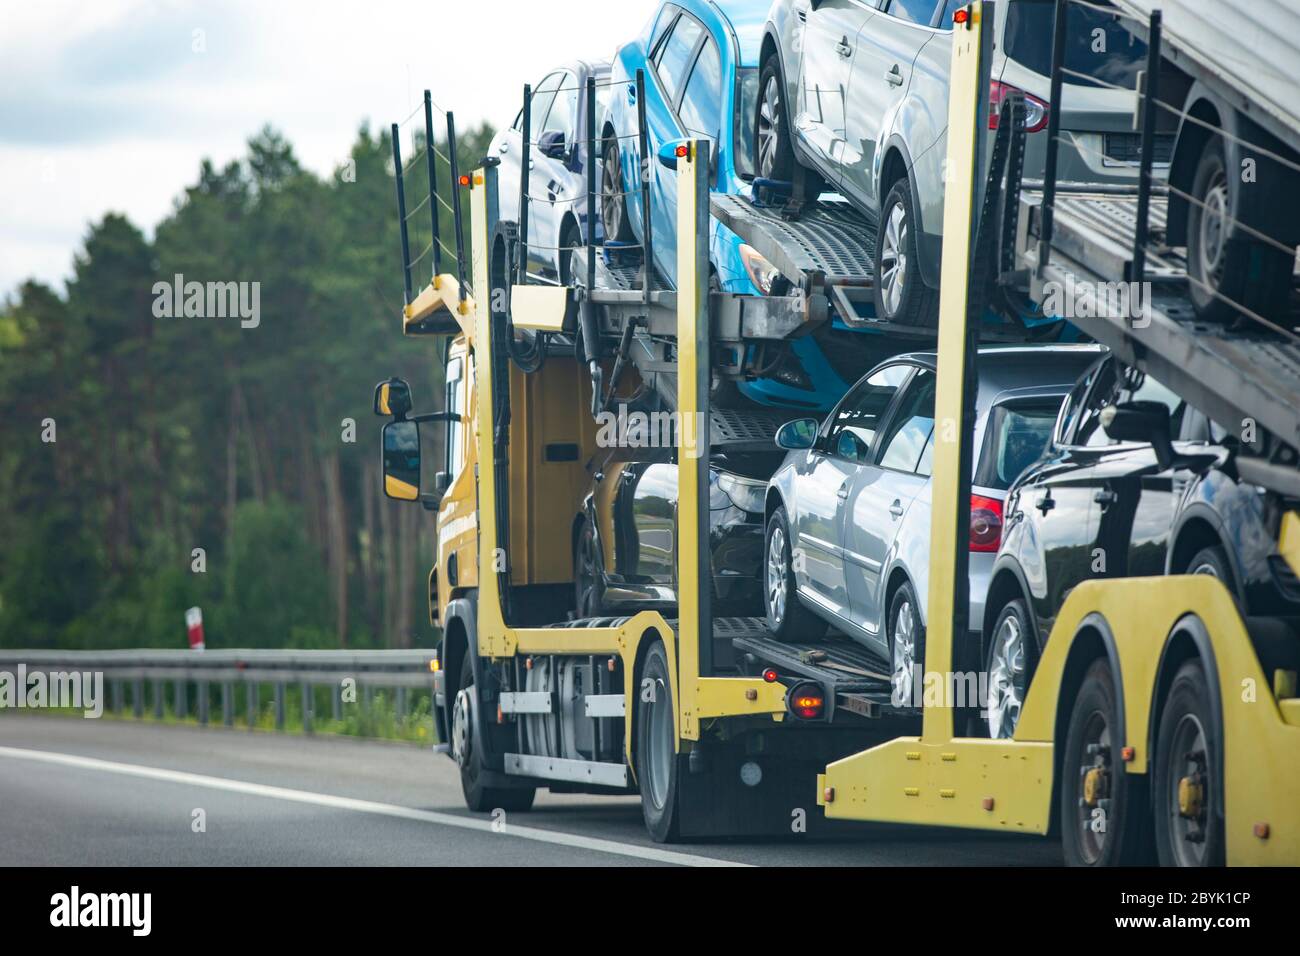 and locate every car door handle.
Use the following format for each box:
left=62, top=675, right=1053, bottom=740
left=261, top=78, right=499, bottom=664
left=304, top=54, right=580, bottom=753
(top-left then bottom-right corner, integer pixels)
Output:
left=796, top=8, right=807, bottom=22
left=885, top=65, right=904, bottom=87
left=1036, top=492, right=1056, bottom=515
left=889, top=499, right=904, bottom=518
left=837, top=482, right=850, bottom=501
left=836, top=37, right=852, bottom=58
left=627, top=83, right=637, bottom=106
left=1094, top=488, right=1117, bottom=508
left=499, top=142, right=509, bottom=154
